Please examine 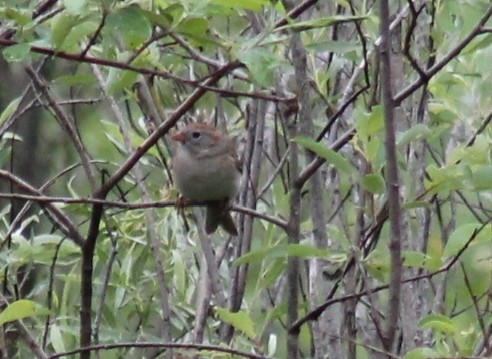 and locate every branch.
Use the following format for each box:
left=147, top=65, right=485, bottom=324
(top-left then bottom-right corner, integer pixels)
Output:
left=275, top=0, right=319, bottom=28
left=48, top=341, right=270, bottom=359
left=0, top=193, right=289, bottom=229
left=394, top=4, right=492, bottom=105
left=289, top=218, right=491, bottom=332
left=0, top=38, right=190, bottom=83
left=379, top=0, right=402, bottom=350
left=295, top=127, right=356, bottom=188
left=0, top=170, right=85, bottom=247
left=26, top=67, right=96, bottom=187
